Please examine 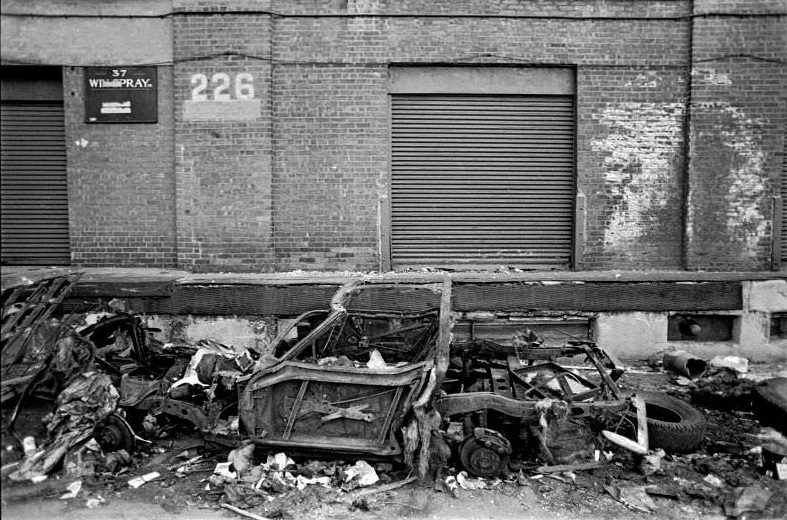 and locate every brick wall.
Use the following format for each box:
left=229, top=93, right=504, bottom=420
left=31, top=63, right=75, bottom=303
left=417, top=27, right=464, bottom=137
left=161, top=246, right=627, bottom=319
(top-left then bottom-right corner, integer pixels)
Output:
left=7, top=0, right=784, bottom=272
left=271, top=63, right=386, bottom=270
left=274, top=0, right=689, bottom=18
left=175, top=0, right=783, bottom=272
left=686, top=1, right=787, bottom=270
left=64, top=66, right=177, bottom=267
left=578, top=66, right=688, bottom=269
left=172, top=3, right=275, bottom=271
left=270, top=2, right=692, bottom=271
